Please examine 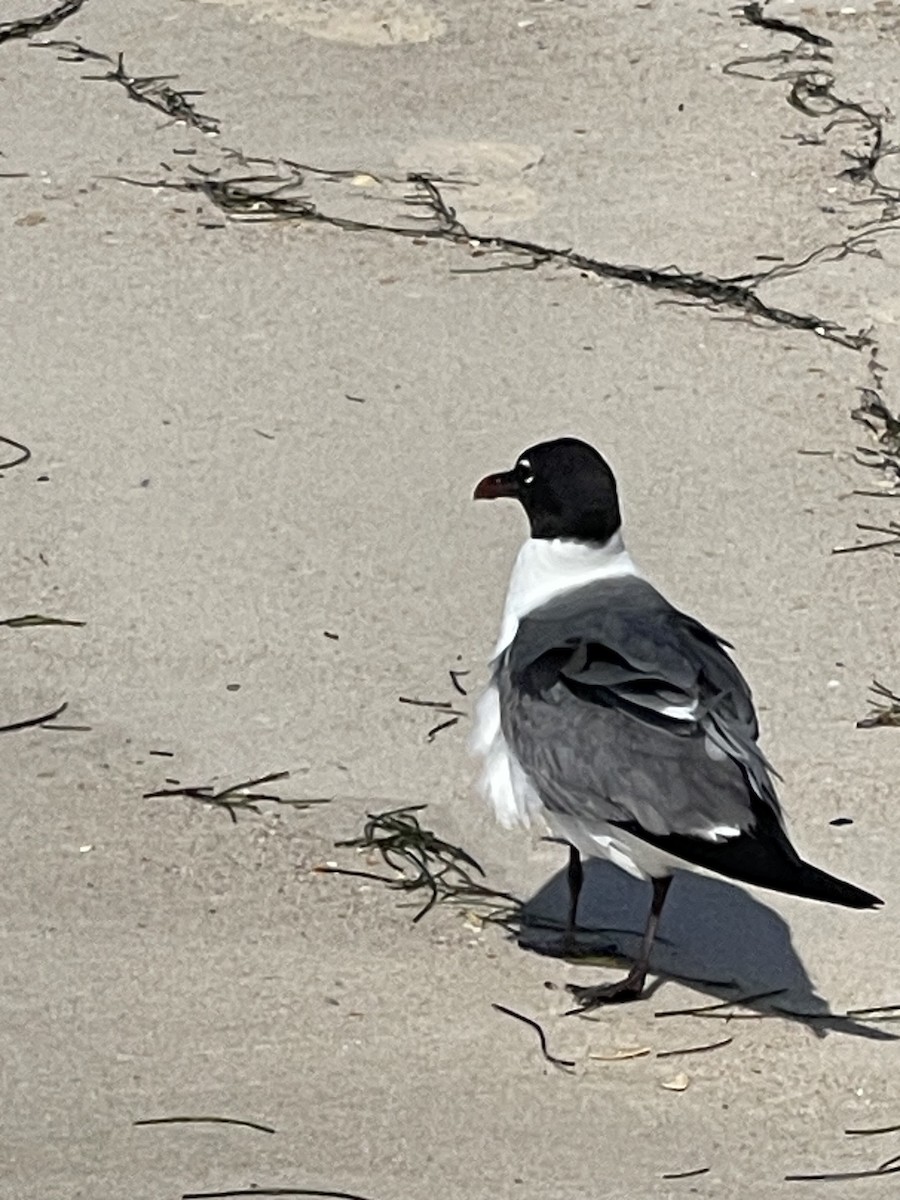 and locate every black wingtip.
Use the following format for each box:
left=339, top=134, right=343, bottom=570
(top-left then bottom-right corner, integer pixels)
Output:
left=793, top=862, right=882, bottom=910
left=618, top=807, right=883, bottom=910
